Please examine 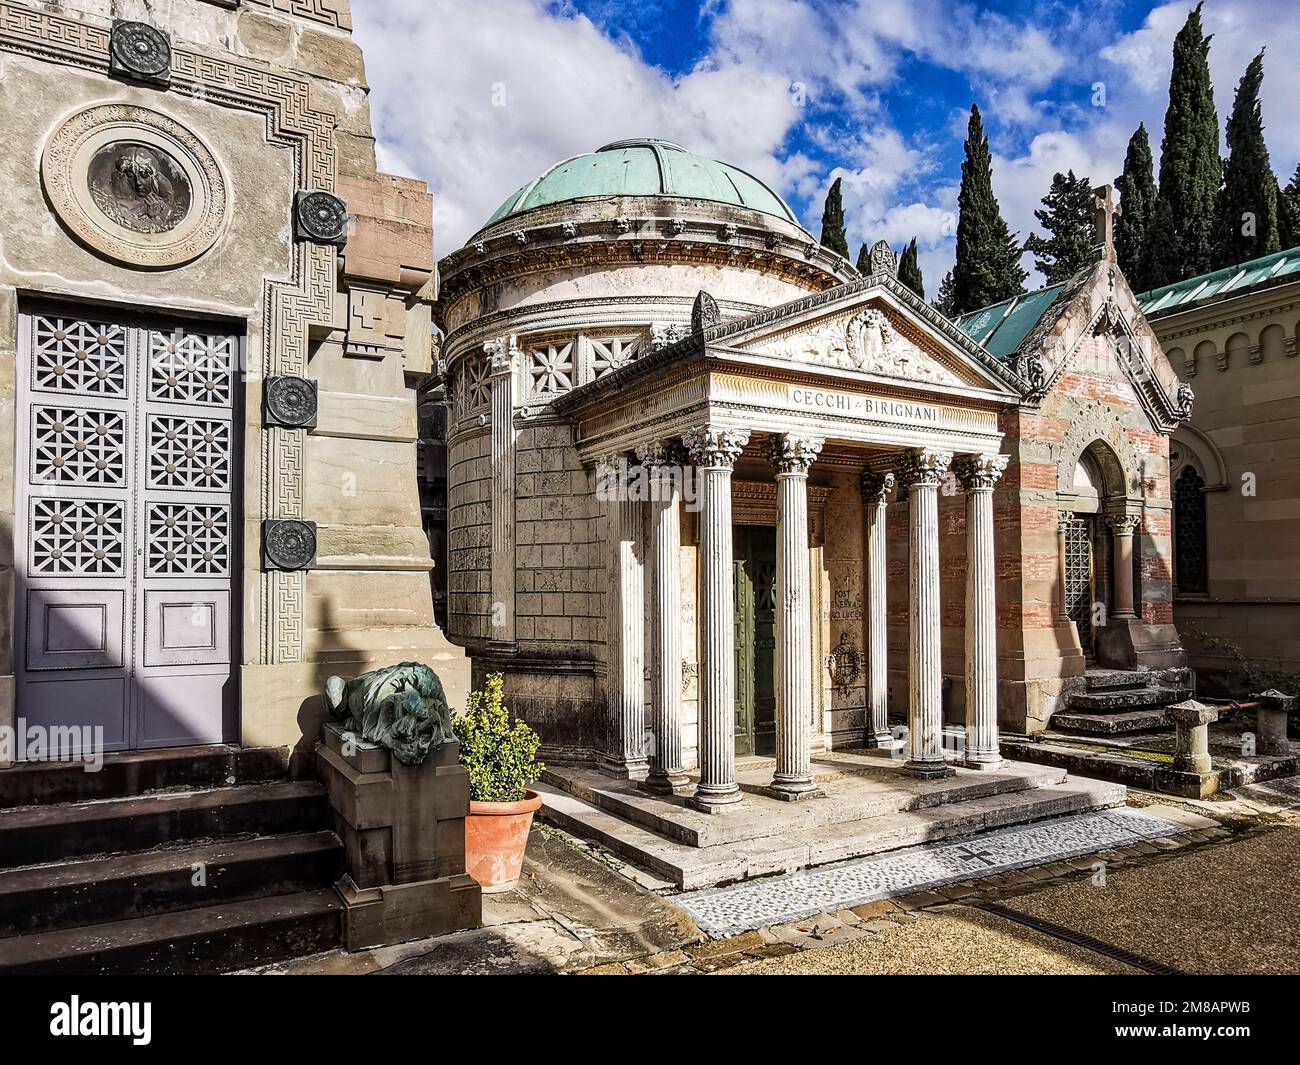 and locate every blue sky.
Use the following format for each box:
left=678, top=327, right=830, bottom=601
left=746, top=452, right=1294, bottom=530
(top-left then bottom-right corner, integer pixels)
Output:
left=354, top=0, right=1300, bottom=294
